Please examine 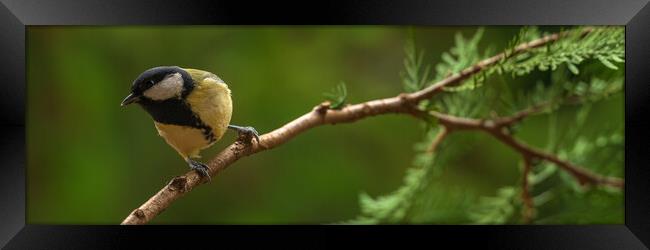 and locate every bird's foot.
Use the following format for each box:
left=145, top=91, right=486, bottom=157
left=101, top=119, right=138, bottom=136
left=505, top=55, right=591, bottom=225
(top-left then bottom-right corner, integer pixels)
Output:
left=228, top=124, right=260, bottom=143
left=187, top=159, right=211, bottom=182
